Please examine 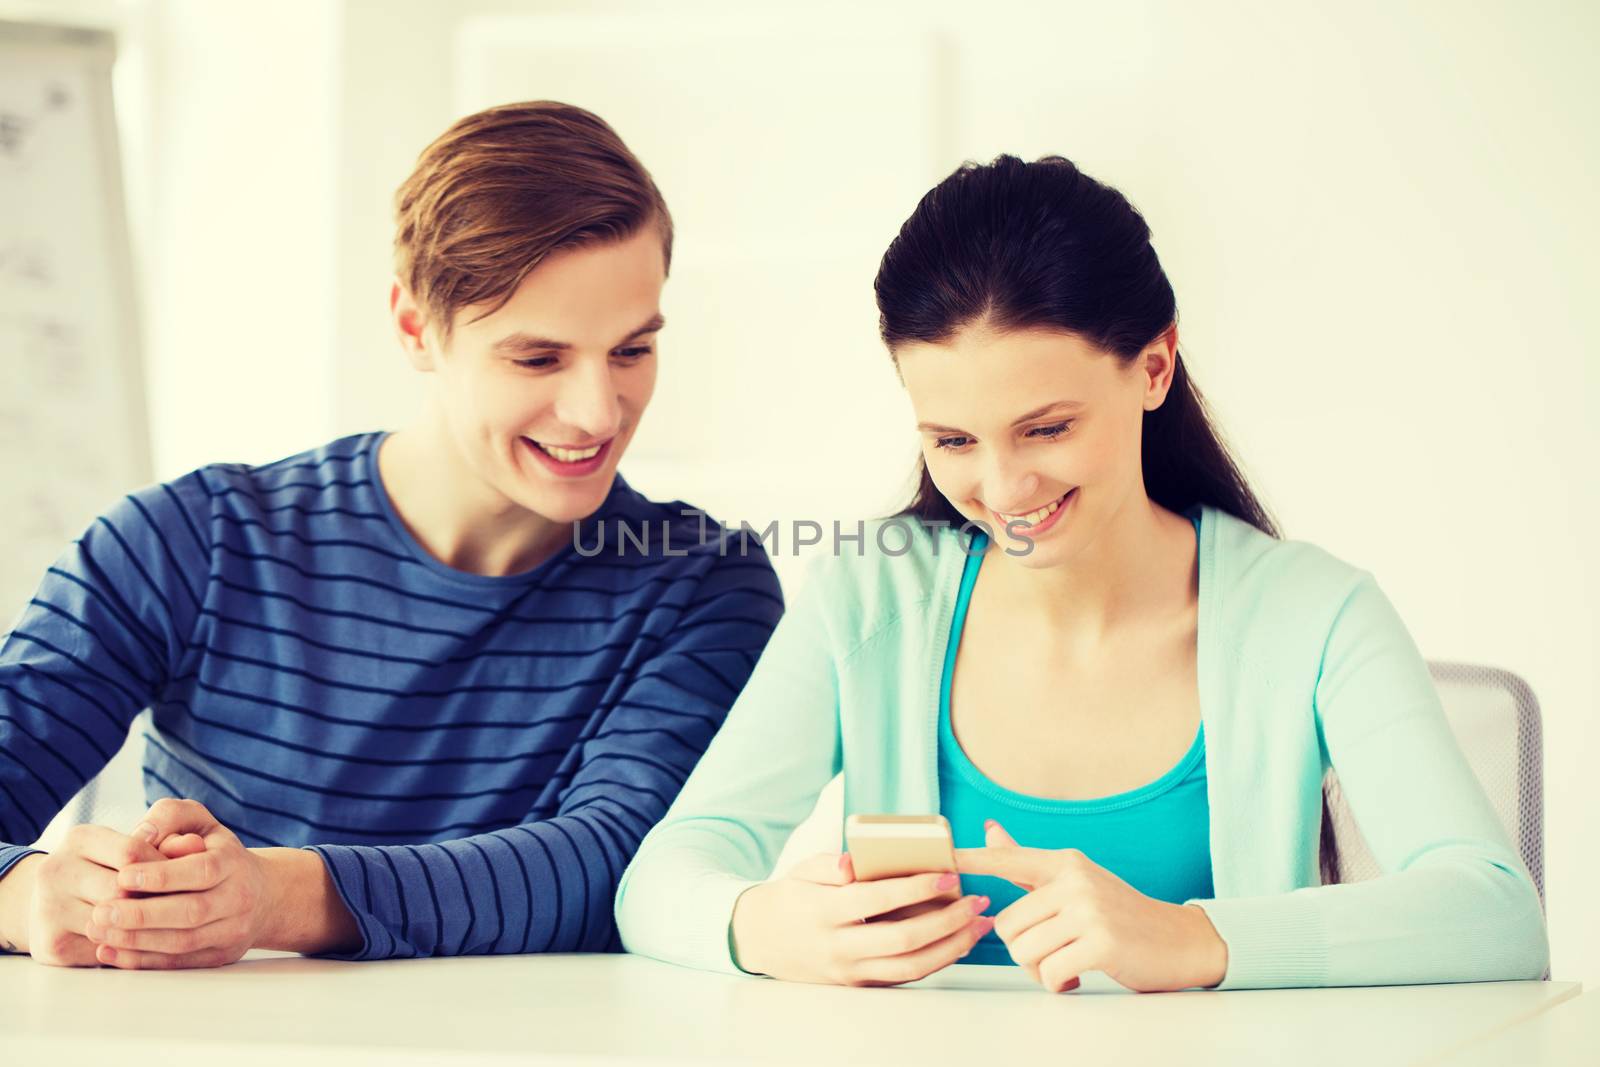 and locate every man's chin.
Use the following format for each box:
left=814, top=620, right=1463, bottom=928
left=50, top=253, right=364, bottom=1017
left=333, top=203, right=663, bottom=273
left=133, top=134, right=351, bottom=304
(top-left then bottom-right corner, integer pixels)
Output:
left=515, top=477, right=616, bottom=525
